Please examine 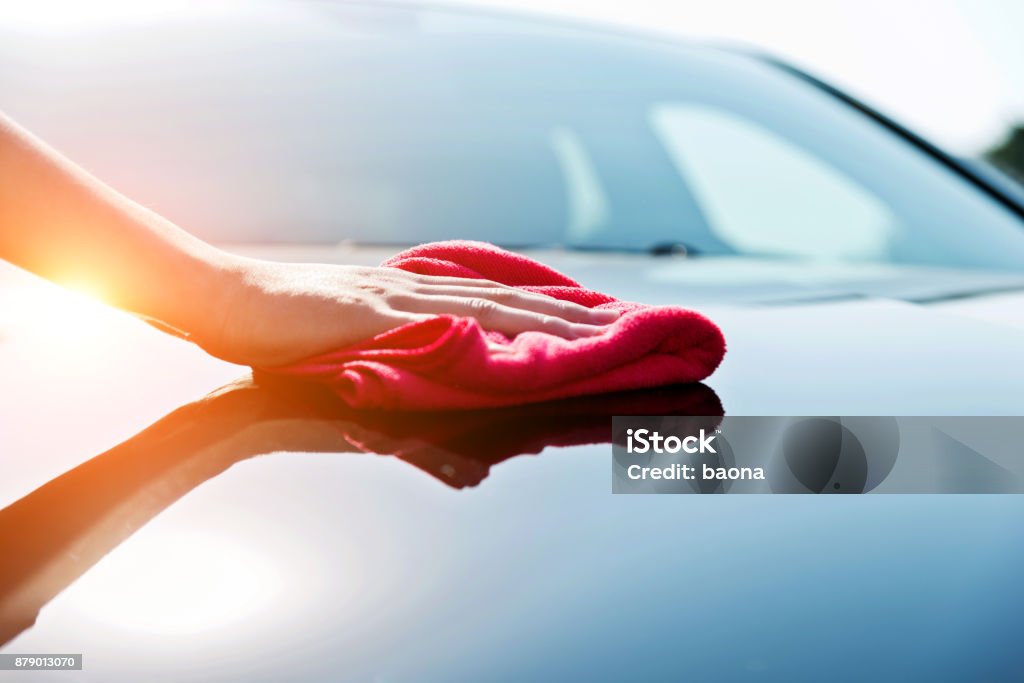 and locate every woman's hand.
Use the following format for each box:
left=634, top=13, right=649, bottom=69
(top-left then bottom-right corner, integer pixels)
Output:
left=196, top=258, right=619, bottom=367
